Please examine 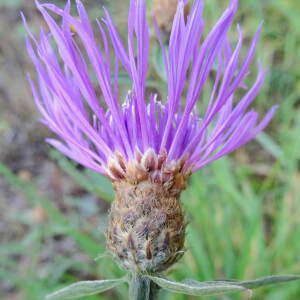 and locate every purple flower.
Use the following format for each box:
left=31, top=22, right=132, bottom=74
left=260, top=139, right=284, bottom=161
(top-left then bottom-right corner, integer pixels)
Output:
left=25, top=0, right=277, bottom=181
